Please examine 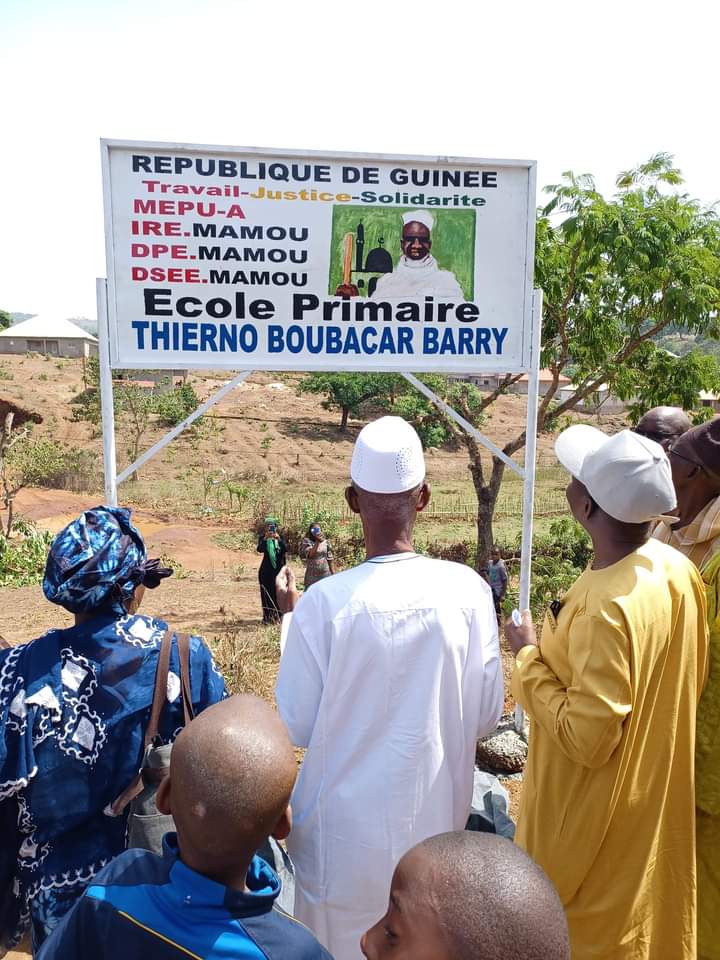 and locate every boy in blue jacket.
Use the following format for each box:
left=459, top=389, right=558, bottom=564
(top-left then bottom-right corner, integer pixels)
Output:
left=38, top=694, right=332, bottom=960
